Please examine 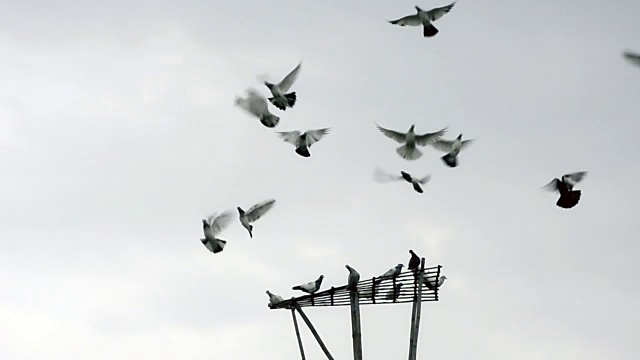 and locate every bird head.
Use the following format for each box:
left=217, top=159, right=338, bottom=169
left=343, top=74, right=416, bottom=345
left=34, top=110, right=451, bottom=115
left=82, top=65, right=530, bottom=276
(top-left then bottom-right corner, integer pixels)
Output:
left=202, top=219, right=208, bottom=226
left=441, top=276, right=447, bottom=280
left=345, top=265, right=351, bottom=271
left=396, top=264, right=404, bottom=271
left=264, top=82, right=274, bottom=90
left=457, top=134, right=463, bottom=140
left=237, top=207, right=244, bottom=214
left=409, top=124, right=416, bottom=131
left=317, top=275, right=325, bottom=283
left=409, top=249, right=416, bottom=256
